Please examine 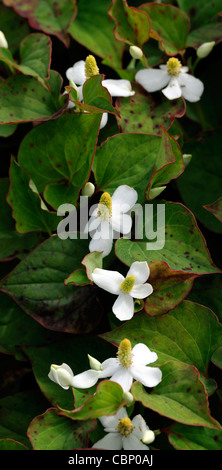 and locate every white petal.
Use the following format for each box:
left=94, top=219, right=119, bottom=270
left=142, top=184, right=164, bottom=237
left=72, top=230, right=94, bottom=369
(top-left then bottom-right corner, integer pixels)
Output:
left=181, top=66, right=189, bottom=73
left=112, top=292, right=134, bottom=321
left=92, top=268, right=124, bottom=294
left=89, top=231, right=113, bottom=258
left=111, top=368, right=133, bottom=392
left=177, top=72, right=204, bottom=102
left=111, top=212, right=132, bottom=235
left=99, top=407, right=127, bottom=430
left=132, top=415, right=149, bottom=439
left=100, top=358, right=120, bottom=378
left=100, top=113, right=108, bottom=129
left=123, top=434, right=149, bottom=450
left=111, top=185, right=138, bottom=210
left=132, top=365, right=162, bottom=388
left=93, top=433, right=123, bottom=450
left=103, top=79, right=135, bottom=97
left=127, top=261, right=150, bottom=284
left=132, top=344, right=158, bottom=365
left=66, top=60, right=86, bottom=85
left=162, top=77, right=182, bottom=100
left=72, top=370, right=100, bottom=389
left=130, top=282, right=153, bottom=299
left=87, top=215, right=101, bottom=233
left=135, top=68, right=170, bottom=93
